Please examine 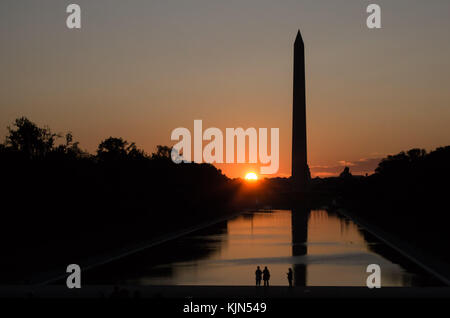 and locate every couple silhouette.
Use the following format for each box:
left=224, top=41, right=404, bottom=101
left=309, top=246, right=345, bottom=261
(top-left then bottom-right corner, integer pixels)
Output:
left=255, top=266, right=270, bottom=286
